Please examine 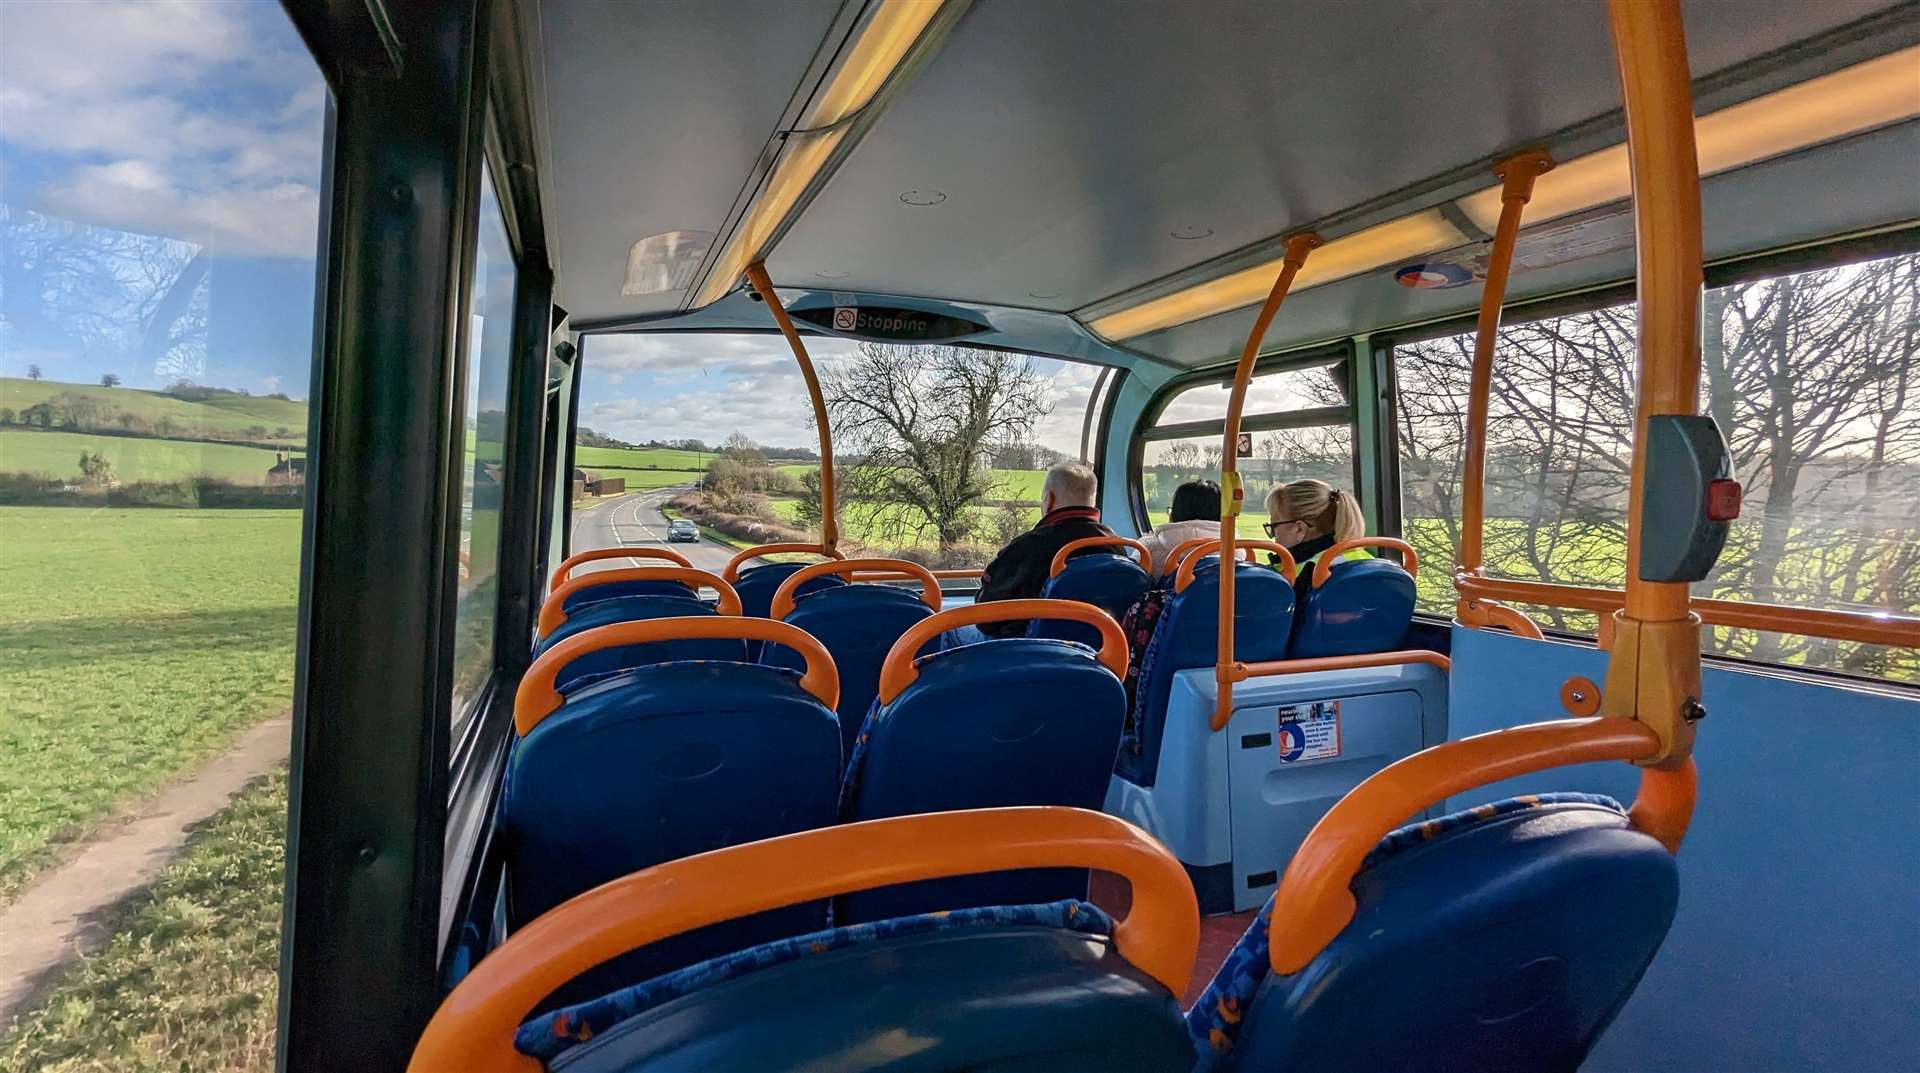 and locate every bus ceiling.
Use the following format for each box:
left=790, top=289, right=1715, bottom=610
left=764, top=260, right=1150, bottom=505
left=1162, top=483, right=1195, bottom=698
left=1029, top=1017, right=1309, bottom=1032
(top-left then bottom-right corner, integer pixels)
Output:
left=530, top=0, right=1919, bottom=365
